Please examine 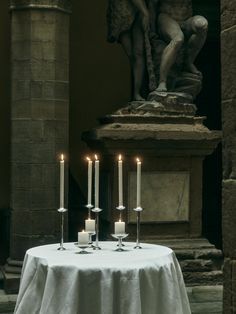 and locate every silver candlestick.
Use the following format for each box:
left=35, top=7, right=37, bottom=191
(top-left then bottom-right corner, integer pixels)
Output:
left=133, top=206, right=143, bottom=249
left=92, top=207, right=103, bottom=250
left=57, top=207, right=67, bottom=251
left=86, top=204, right=95, bottom=247
left=86, top=204, right=94, bottom=219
